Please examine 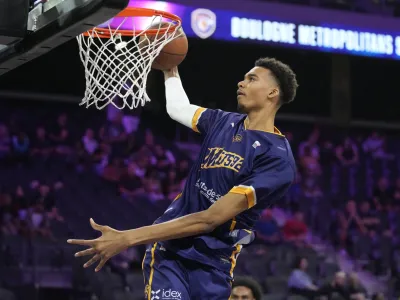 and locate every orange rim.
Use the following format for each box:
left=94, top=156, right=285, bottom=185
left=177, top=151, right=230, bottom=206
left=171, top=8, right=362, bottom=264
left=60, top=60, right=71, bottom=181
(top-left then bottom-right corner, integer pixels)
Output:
left=82, top=7, right=181, bottom=38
